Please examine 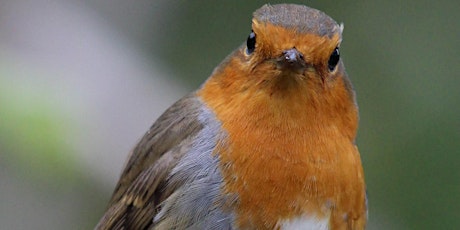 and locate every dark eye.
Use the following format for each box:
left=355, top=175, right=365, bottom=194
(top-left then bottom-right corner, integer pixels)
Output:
left=246, top=31, right=256, bottom=55
left=328, top=47, right=340, bottom=71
